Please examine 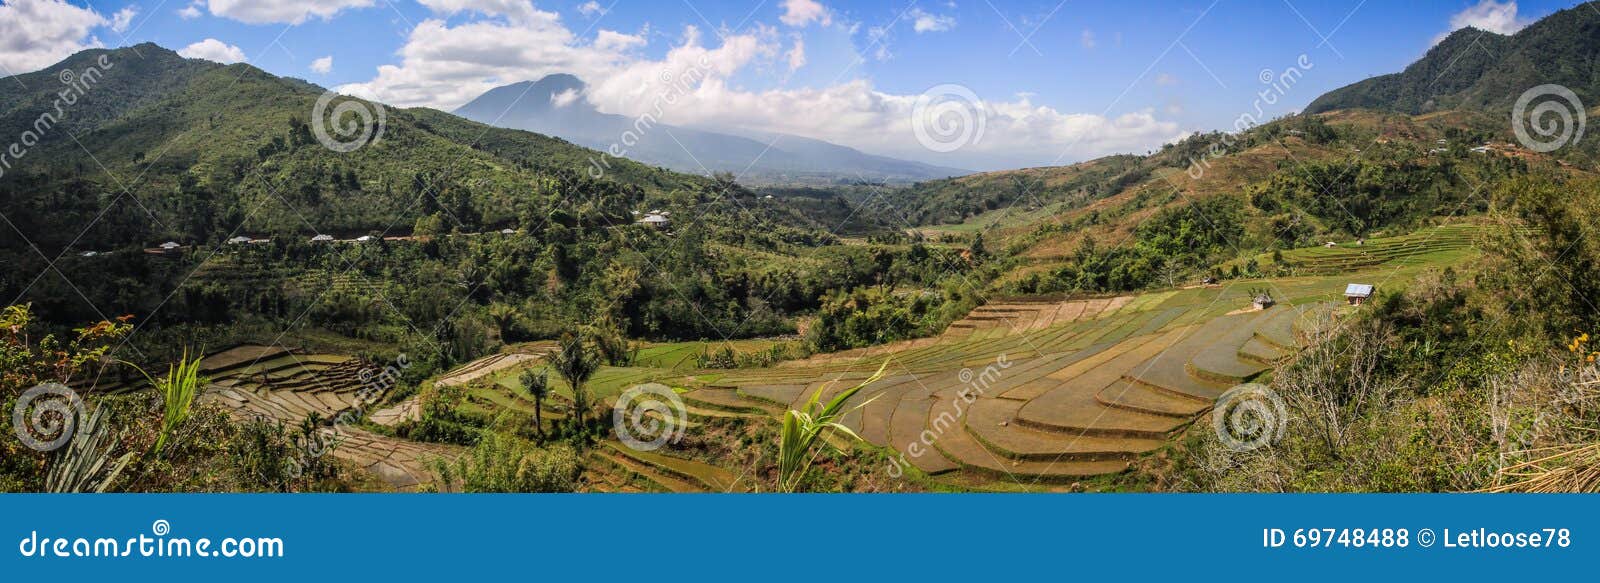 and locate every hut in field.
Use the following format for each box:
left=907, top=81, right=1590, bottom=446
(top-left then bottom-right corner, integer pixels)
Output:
left=1344, top=283, right=1374, bottom=306
left=640, top=213, right=671, bottom=229
left=1252, top=293, right=1276, bottom=311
